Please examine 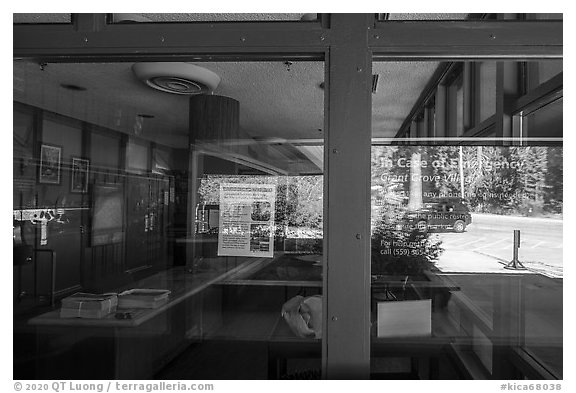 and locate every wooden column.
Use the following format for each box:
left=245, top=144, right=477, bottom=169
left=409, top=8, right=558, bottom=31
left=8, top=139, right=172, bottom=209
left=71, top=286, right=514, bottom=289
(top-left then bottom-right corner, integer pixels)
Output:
left=323, top=13, right=372, bottom=379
